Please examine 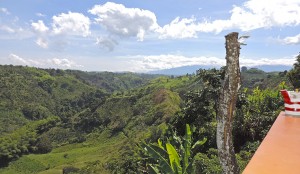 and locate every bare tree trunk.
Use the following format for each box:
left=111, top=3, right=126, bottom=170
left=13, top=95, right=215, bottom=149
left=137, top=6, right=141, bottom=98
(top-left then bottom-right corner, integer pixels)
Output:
left=217, top=32, right=241, bottom=174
